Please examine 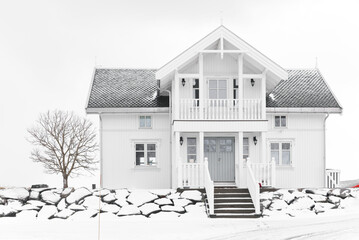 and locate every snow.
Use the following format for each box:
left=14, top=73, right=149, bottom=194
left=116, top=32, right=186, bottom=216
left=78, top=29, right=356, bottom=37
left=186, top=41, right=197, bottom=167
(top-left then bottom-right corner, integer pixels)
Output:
left=101, top=203, right=120, bottom=213
left=68, top=203, right=86, bottom=211
left=149, top=189, right=172, bottom=197
left=308, top=193, right=327, bottom=202
left=66, top=187, right=92, bottom=205
left=57, top=198, right=67, bottom=211
left=37, top=205, right=58, bottom=220
left=0, top=205, right=17, bottom=216
left=139, top=203, right=161, bottom=216
left=173, top=198, right=192, bottom=207
left=161, top=205, right=185, bottom=213
left=154, top=198, right=173, bottom=206
left=82, top=196, right=102, bottom=210
left=27, top=200, right=46, bottom=208
left=114, top=189, right=130, bottom=199
left=269, top=199, right=288, bottom=211
left=29, top=190, right=40, bottom=200
left=16, top=210, right=38, bottom=219
left=180, top=190, right=202, bottom=201
left=150, top=212, right=180, bottom=219
left=127, top=190, right=158, bottom=206
left=114, top=198, right=129, bottom=207
left=93, top=189, right=110, bottom=197
left=0, top=188, right=29, bottom=200
left=328, top=195, right=341, bottom=204
left=54, top=209, right=74, bottom=219
left=69, top=209, right=97, bottom=220
left=102, top=193, right=116, bottom=203
left=20, top=204, right=40, bottom=211
left=41, top=190, right=61, bottom=205
left=288, top=197, right=315, bottom=210
left=61, top=188, right=74, bottom=198
left=117, top=205, right=141, bottom=216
